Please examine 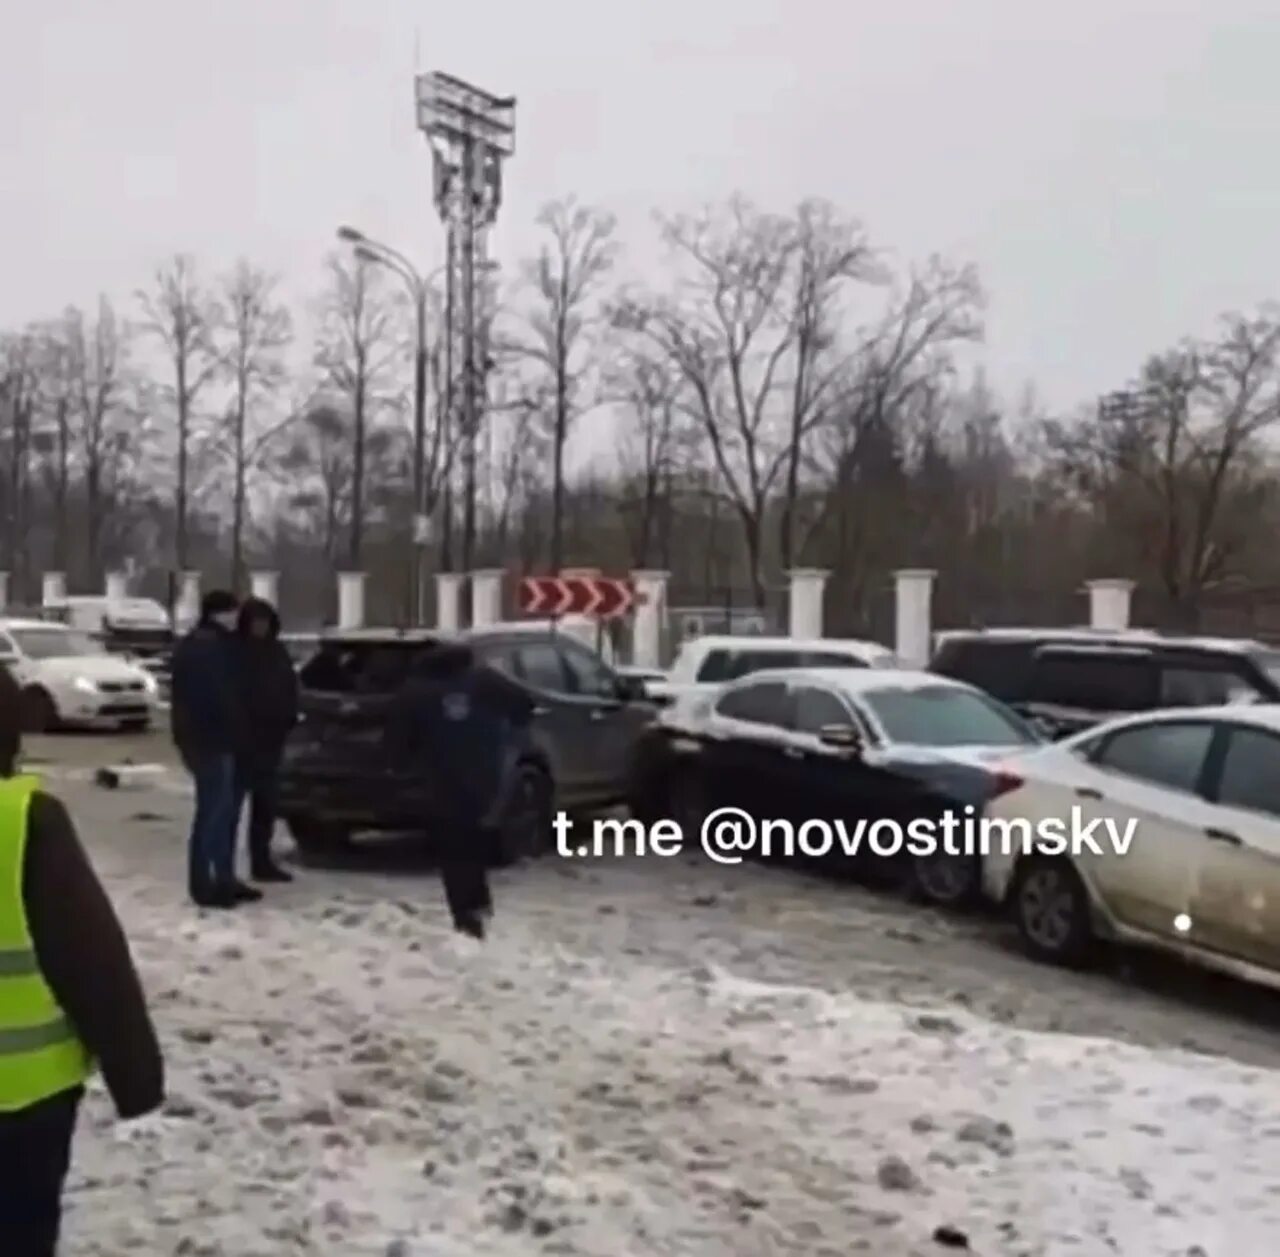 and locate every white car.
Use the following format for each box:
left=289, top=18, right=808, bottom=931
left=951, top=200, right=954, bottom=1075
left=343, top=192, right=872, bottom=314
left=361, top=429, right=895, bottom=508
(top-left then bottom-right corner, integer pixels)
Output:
left=0, top=619, right=159, bottom=732
left=641, top=666, right=1040, bottom=899
left=651, top=634, right=899, bottom=707
left=982, top=704, right=1280, bottom=990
